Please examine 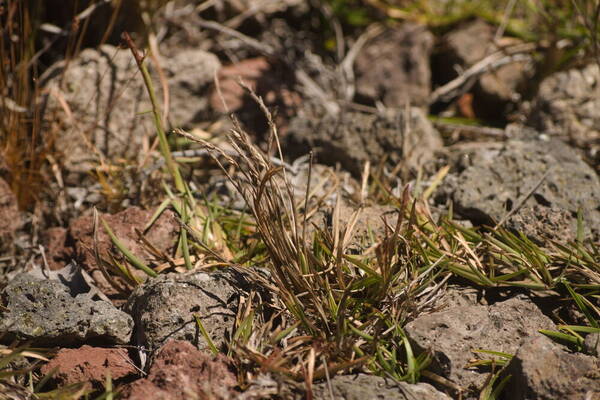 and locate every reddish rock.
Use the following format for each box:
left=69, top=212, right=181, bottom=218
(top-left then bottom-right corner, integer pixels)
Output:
left=211, top=57, right=271, bottom=113
left=210, top=57, right=300, bottom=134
left=121, top=340, right=237, bottom=400
left=66, top=206, right=179, bottom=296
left=42, top=227, right=69, bottom=270
left=41, top=345, right=137, bottom=388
